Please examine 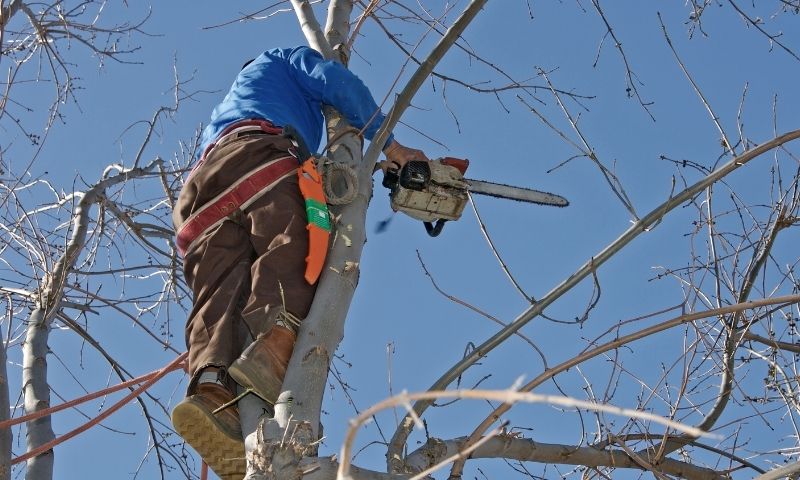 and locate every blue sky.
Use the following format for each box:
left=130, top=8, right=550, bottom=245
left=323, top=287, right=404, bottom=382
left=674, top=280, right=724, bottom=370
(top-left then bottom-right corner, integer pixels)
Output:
left=3, top=1, right=800, bottom=479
